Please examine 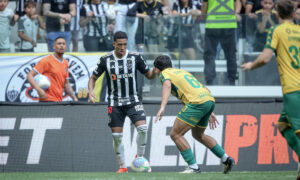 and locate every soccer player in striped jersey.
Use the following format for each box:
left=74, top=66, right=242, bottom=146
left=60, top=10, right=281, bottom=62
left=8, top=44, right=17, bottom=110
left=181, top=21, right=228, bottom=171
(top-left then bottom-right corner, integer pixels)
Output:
left=153, top=55, right=235, bottom=174
left=88, top=31, right=156, bottom=173
left=241, top=0, right=300, bottom=178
